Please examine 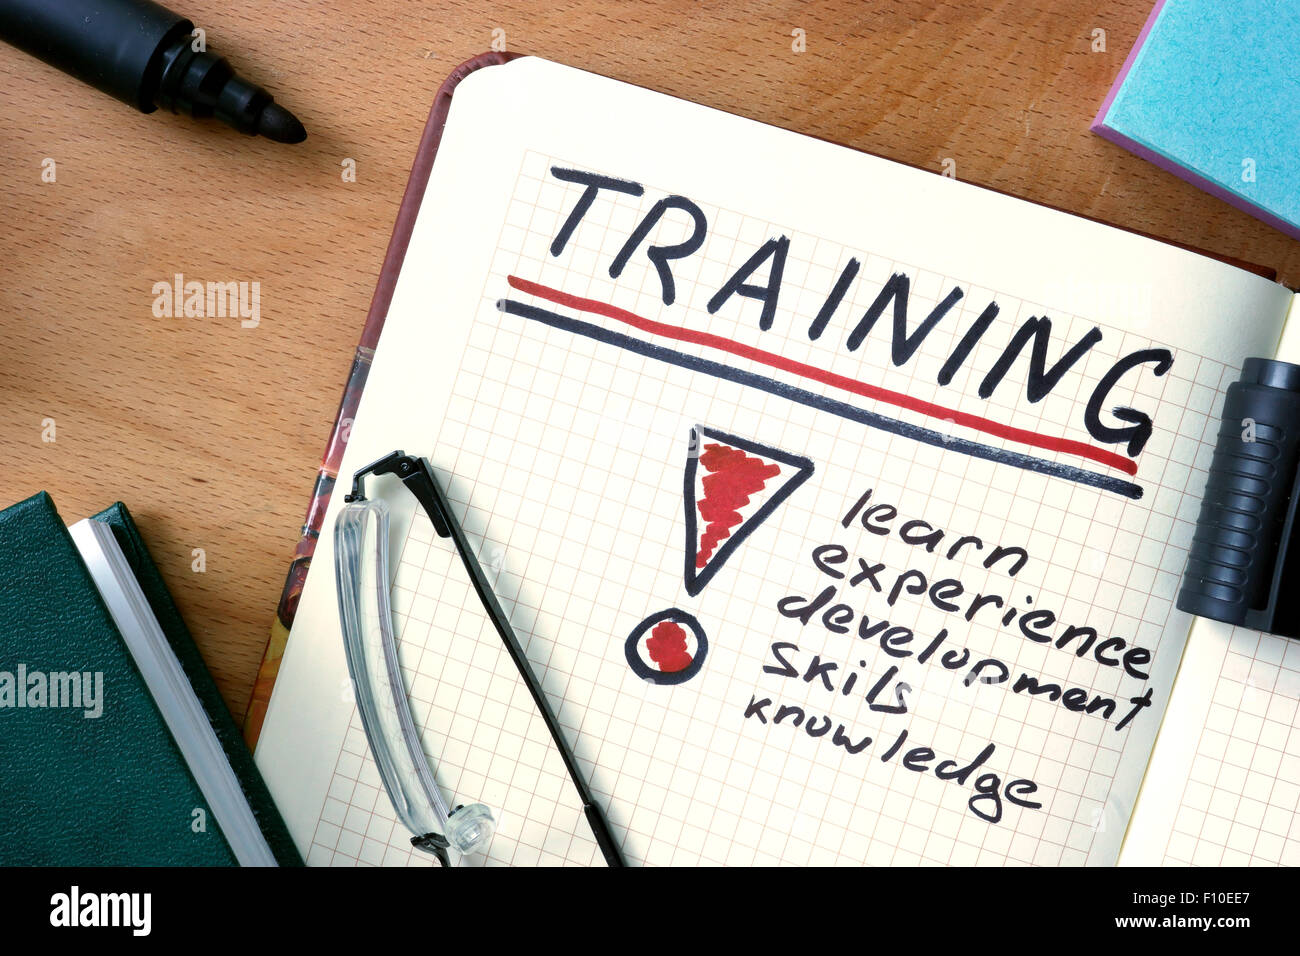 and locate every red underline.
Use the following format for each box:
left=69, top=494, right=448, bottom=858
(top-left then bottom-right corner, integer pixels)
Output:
left=506, top=276, right=1139, bottom=477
